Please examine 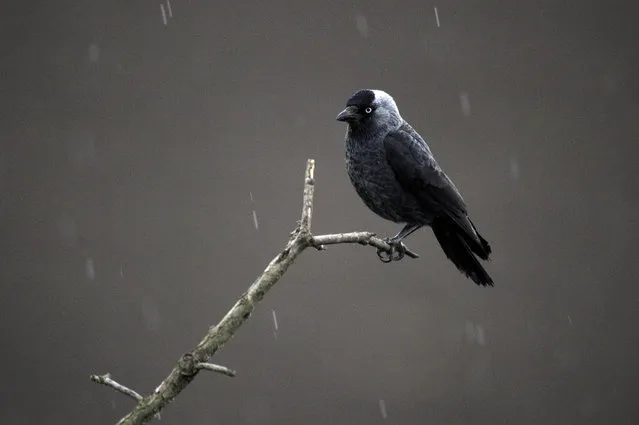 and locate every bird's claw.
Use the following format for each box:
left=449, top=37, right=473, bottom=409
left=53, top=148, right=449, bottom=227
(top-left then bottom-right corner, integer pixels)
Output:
left=377, top=249, right=393, bottom=263
left=376, top=238, right=406, bottom=263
